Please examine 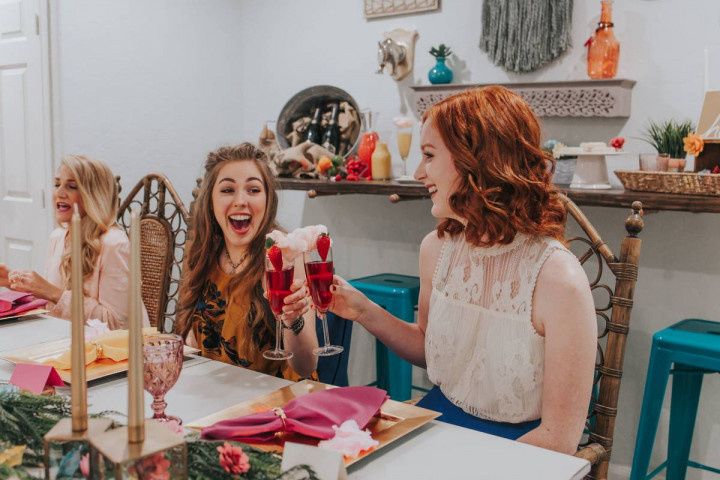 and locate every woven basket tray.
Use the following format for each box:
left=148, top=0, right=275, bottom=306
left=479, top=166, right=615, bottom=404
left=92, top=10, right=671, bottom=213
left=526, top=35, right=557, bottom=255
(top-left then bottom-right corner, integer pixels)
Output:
left=615, top=170, right=720, bottom=196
